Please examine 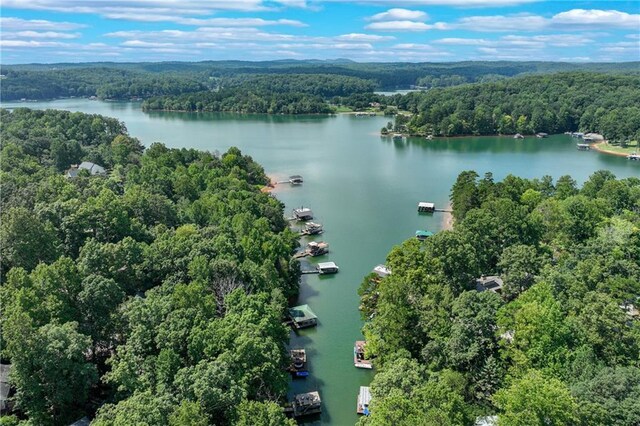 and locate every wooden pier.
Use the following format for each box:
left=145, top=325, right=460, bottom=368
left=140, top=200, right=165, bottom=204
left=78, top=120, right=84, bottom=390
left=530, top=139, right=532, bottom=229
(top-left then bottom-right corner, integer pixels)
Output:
left=293, top=241, right=329, bottom=259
